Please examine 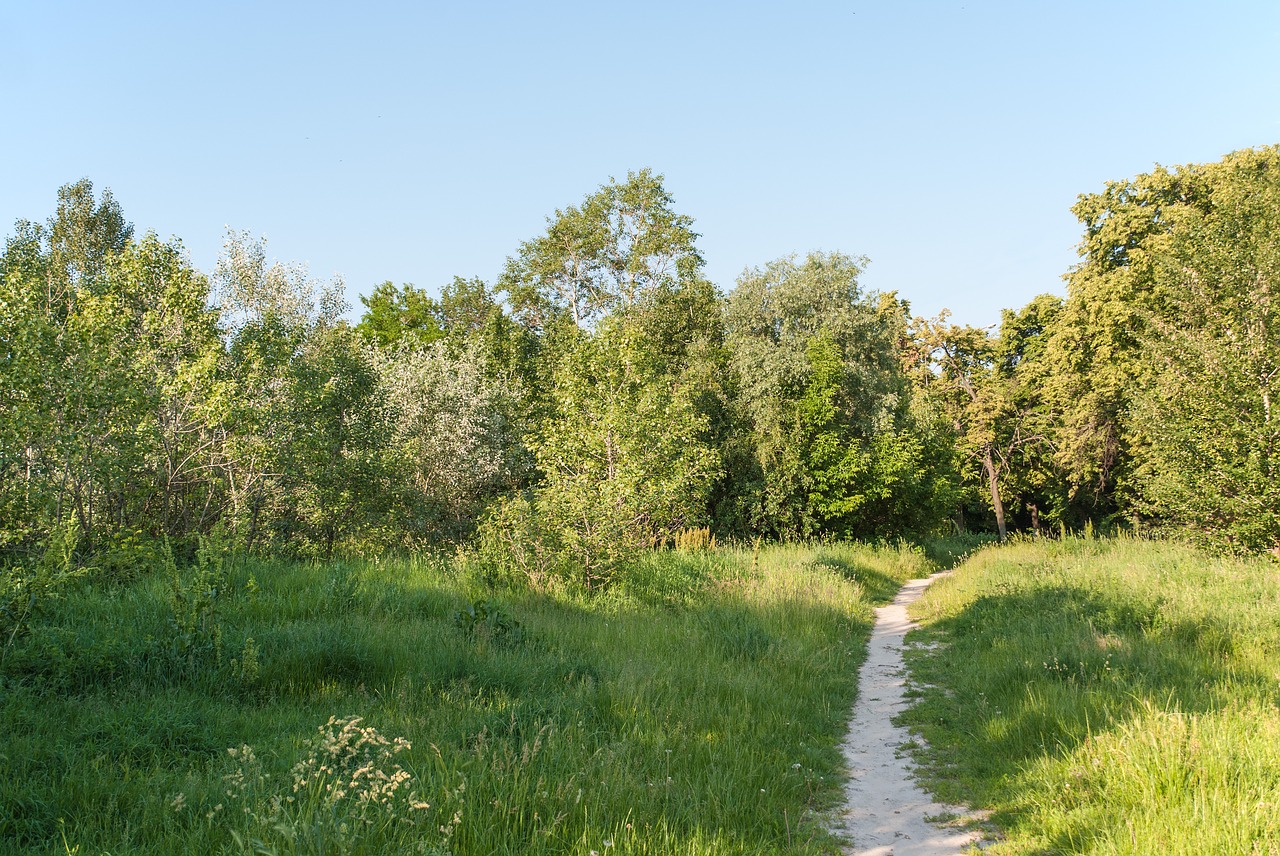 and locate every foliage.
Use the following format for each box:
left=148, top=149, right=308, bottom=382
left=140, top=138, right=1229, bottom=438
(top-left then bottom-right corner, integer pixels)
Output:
left=909, top=301, right=1062, bottom=540
left=1043, top=147, right=1280, bottom=538
left=453, top=598, right=525, bottom=648
left=166, top=528, right=231, bottom=673
left=501, top=168, right=705, bottom=330
left=8, top=152, right=1280, bottom=569
left=375, top=340, right=529, bottom=545
left=482, top=316, right=720, bottom=590
left=1125, top=148, right=1280, bottom=551
left=356, top=280, right=445, bottom=348
left=723, top=252, right=945, bottom=537
left=0, top=519, right=86, bottom=666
